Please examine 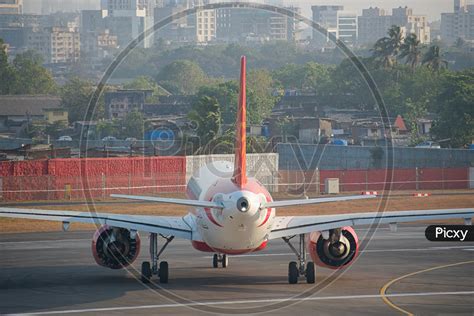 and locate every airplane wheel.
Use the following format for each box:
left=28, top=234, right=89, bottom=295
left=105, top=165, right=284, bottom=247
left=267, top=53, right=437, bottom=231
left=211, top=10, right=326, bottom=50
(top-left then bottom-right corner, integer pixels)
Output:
left=306, top=262, right=315, bottom=284
left=141, top=261, right=152, bottom=284
left=212, top=254, right=219, bottom=268
left=159, top=261, right=169, bottom=284
left=288, top=261, right=298, bottom=284
left=222, top=254, right=228, bottom=268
